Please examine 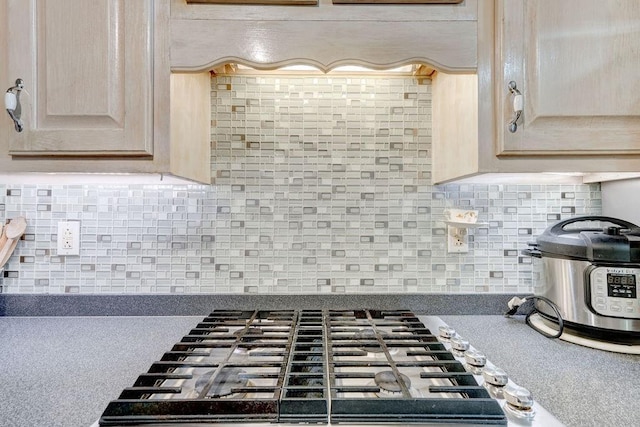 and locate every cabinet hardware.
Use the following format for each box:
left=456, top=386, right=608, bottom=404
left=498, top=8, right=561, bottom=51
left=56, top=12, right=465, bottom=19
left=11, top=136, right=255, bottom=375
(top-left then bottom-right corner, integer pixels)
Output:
left=5, top=78, right=24, bottom=132
left=508, top=80, right=523, bottom=133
